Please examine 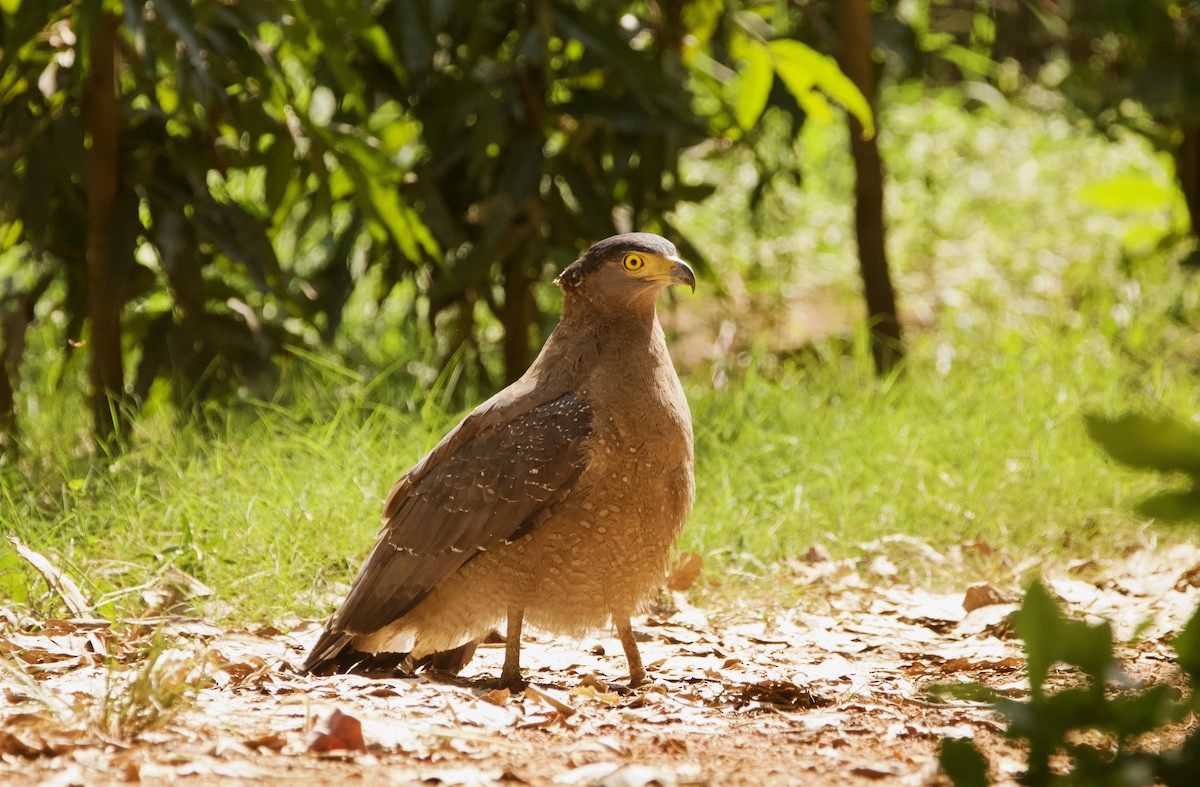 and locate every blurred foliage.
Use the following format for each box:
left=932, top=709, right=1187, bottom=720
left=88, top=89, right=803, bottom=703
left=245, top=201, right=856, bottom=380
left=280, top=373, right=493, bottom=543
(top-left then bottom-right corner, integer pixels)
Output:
left=0, top=0, right=872, bottom=448
left=3, top=0, right=1197, bottom=451
left=1043, top=0, right=1200, bottom=244
left=864, top=0, right=1200, bottom=239
left=1086, top=412, right=1200, bottom=522
left=938, top=581, right=1200, bottom=786
left=937, top=408, right=1200, bottom=783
